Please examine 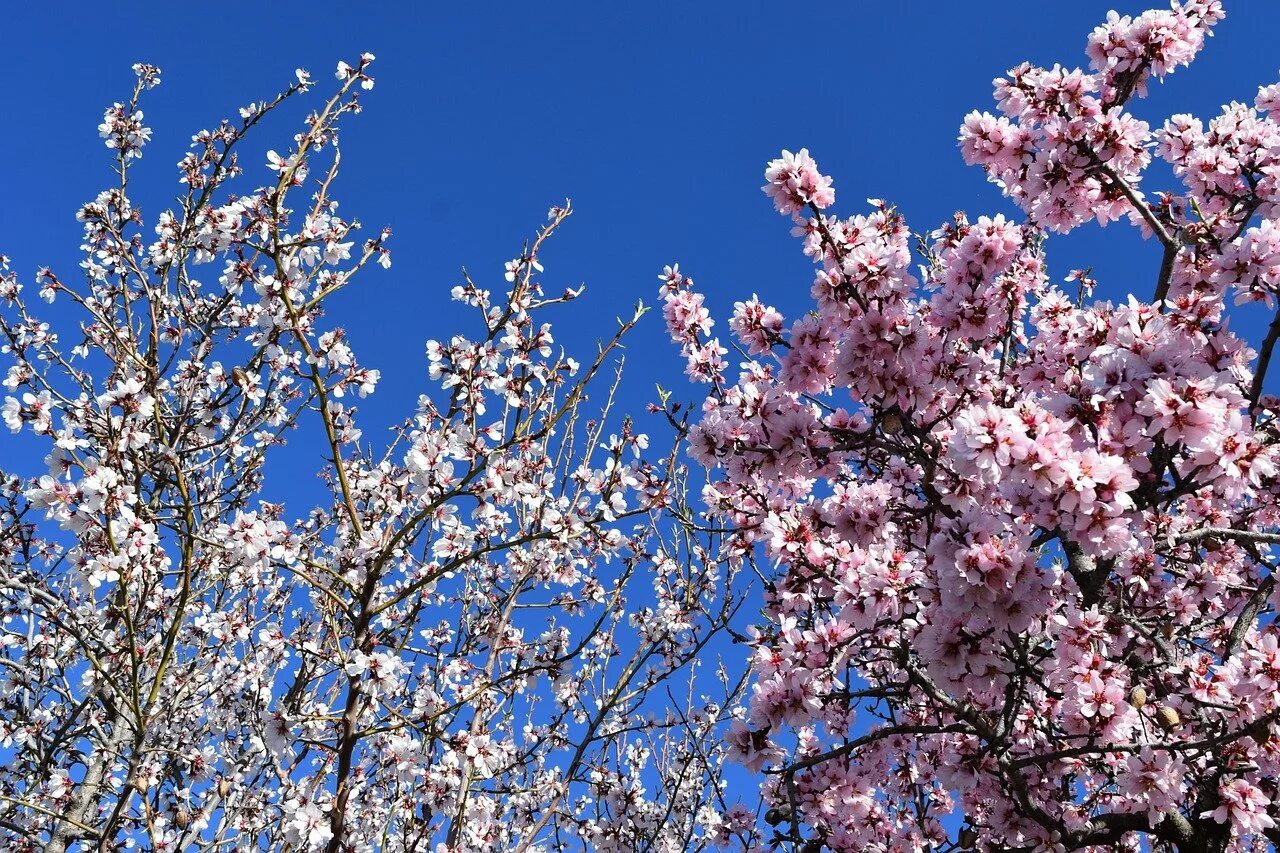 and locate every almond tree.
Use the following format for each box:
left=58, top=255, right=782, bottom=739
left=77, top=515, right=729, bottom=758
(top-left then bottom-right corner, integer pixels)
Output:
left=663, top=2, right=1280, bottom=850
left=0, top=59, right=746, bottom=852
